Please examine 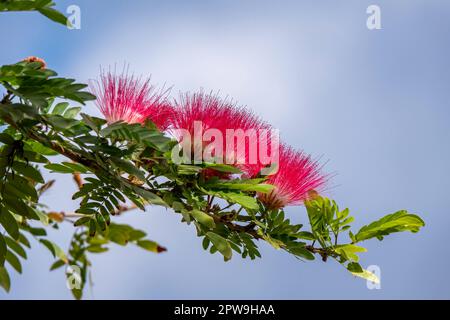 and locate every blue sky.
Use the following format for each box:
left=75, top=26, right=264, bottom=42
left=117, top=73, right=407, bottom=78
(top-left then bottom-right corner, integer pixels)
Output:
left=1, top=0, right=450, bottom=299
